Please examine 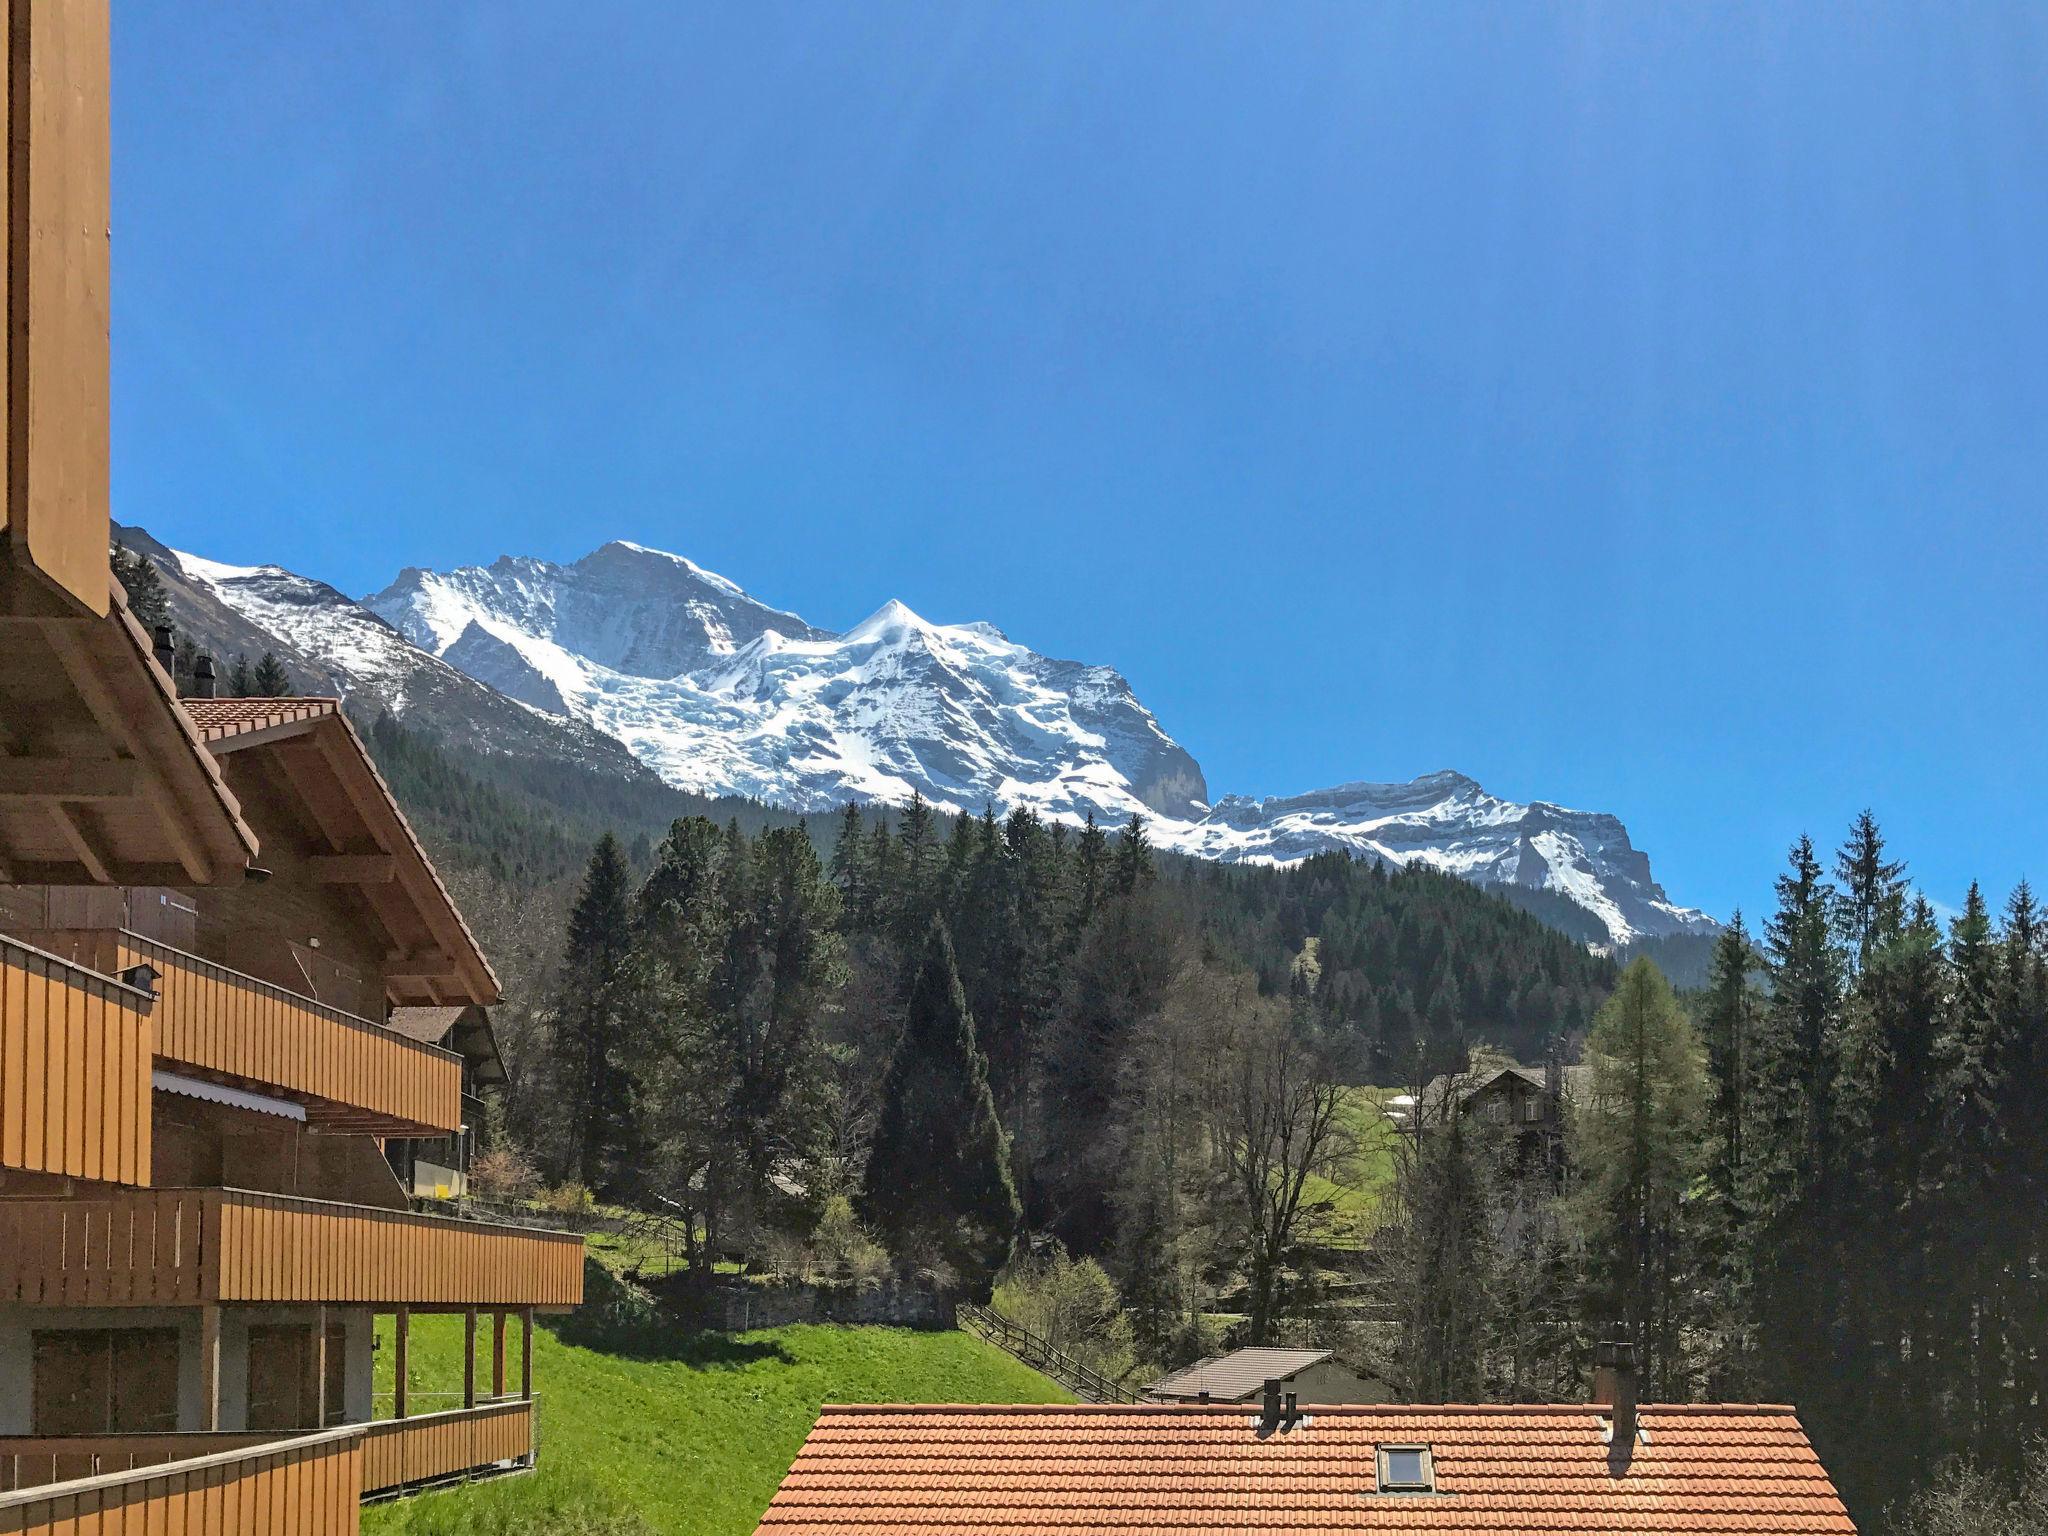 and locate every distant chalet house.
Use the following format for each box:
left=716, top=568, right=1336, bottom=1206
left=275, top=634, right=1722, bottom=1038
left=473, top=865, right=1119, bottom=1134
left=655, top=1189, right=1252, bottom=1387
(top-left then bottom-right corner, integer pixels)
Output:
left=1147, top=1346, right=1389, bottom=1406
left=757, top=1355, right=1857, bottom=1536
left=384, top=1005, right=511, bottom=1201
left=1399, top=1061, right=1591, bottom=1179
